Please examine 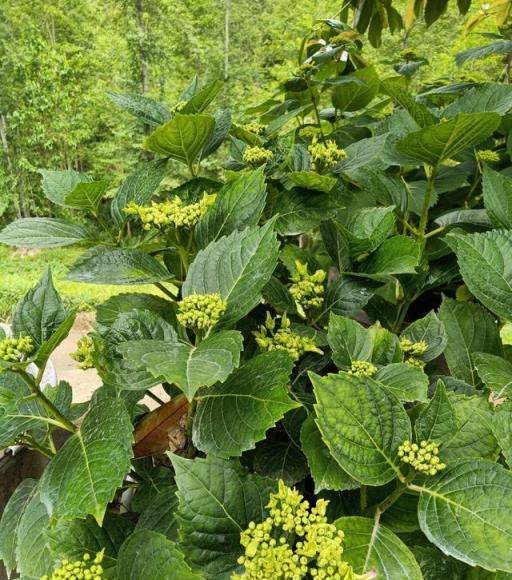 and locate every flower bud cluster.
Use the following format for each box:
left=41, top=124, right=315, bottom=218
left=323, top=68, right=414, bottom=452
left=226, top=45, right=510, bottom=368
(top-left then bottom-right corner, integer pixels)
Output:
left=289, top=262, right=326, bottom=311
left=124, top=193, right=213, bottom=230
left=177, top=293, right=227, bottom=331
left=476, top=149, right=500, bottom=164
left=41, top=550, right=105, bottom=580
left=171, top=100, right=187, bottom=114
left=308, top=137, right=346, bottom=167
left=71, top=335, right=95, bottom=370
left=242, top=145, right=273, bottom=165
left=254, top=313, right=322, bottom=361
left=404, top=357, right=426, bottom=370
left=398, top=440, right=446, bottom=476
left=240, top=122, right=266, bottom=135
left=348, top=360, right=378, bottom=378
left=233, top=481, right=373, bottom=580
left=0, top=335, right=34, bottom=363
left=400, top=338, right=427, bottom=369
